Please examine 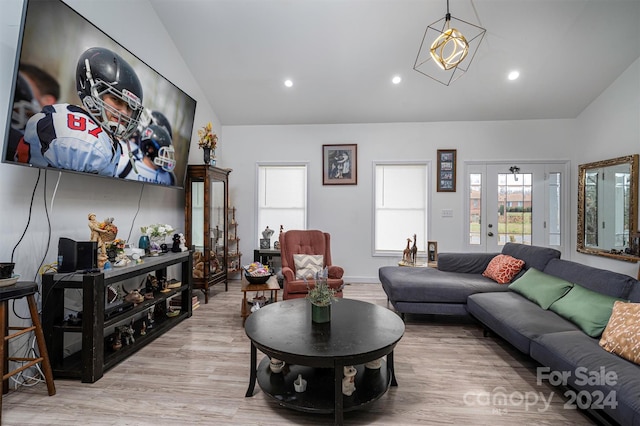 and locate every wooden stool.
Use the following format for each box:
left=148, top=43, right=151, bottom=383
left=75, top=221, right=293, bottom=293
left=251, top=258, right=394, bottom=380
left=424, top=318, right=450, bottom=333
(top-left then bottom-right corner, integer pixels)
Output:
left=0, top=282, right=55, bottom=419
